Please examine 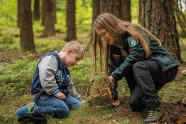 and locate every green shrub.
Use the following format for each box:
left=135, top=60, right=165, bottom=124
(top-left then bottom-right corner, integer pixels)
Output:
left=0, top=0, right=17, bottom=30
left=35, top=39, right=66, bottom=53
left=0, top=55, right=37, bottom=104
left=159, top=77, right=186, bottom=103
left=0, top=35, right=19, bottom=51
left=69, top=57, right=92, bottom=87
